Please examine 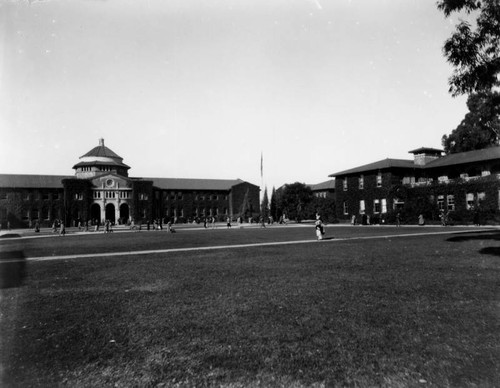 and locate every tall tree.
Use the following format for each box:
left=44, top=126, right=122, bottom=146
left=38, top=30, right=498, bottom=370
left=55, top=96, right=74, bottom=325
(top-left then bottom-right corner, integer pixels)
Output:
left=270, top=186, right=277, bottom=221
left=278, top=182, right=313, bottom=222
left=442, top=91, right=500, bottom=153
left=261, top=186, right=269, bottom=217
left=437, top=0, right=500, bottom=96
